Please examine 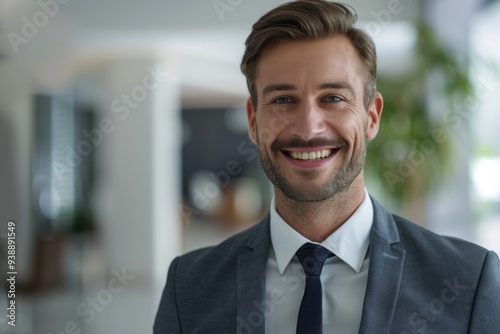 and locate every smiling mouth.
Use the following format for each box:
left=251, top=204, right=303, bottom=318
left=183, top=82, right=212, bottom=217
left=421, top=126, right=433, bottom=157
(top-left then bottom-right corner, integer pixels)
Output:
left=284, top=149, right=336, bottom=161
